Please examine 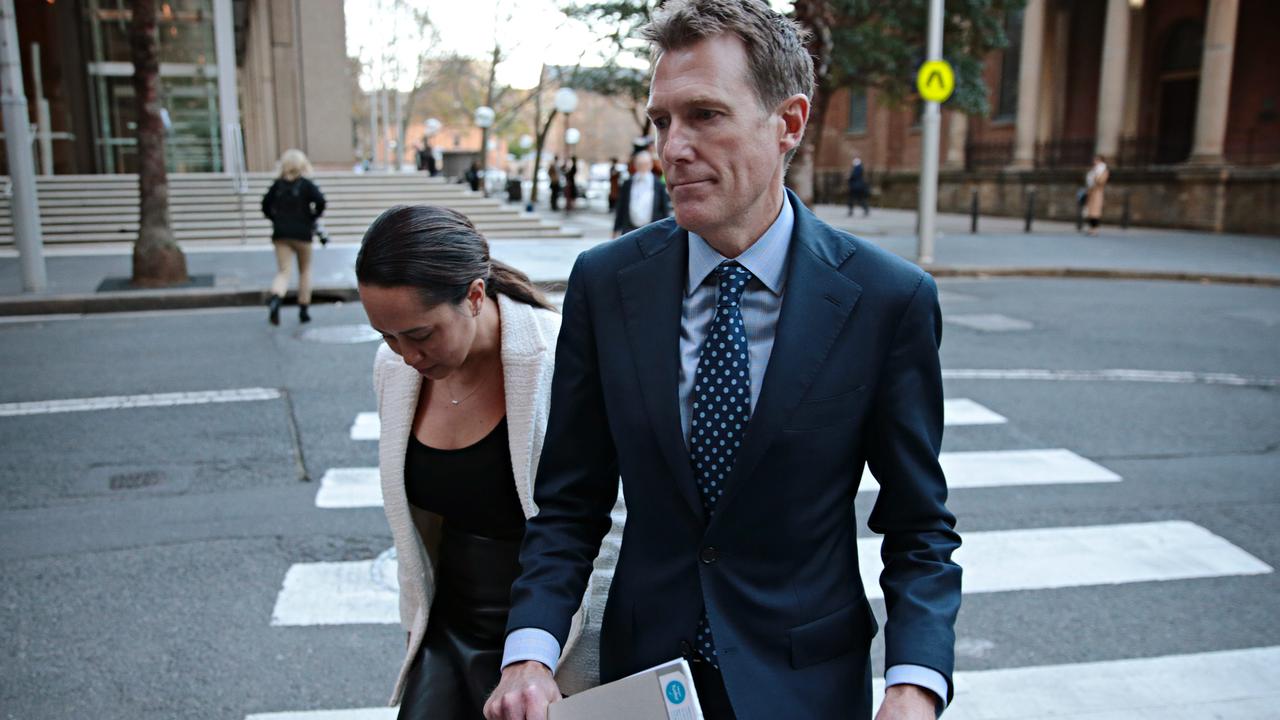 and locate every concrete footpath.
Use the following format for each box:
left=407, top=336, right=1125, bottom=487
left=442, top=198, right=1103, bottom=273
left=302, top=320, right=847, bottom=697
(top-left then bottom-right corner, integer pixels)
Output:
left=2, top=202, right=1277, bottom=316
